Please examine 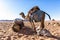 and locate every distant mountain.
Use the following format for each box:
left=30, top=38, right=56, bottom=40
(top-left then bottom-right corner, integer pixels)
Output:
left=0, top=20, right=13, bottom=22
